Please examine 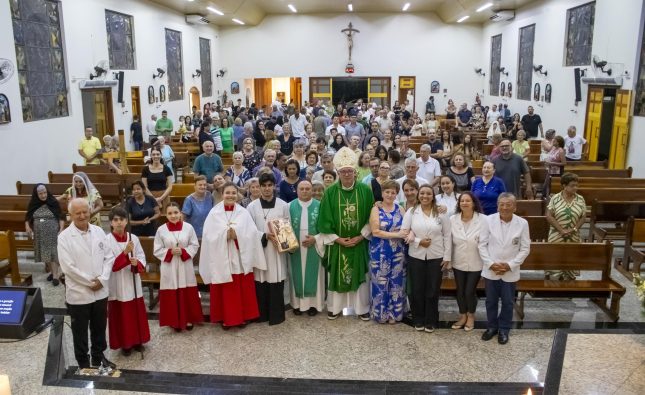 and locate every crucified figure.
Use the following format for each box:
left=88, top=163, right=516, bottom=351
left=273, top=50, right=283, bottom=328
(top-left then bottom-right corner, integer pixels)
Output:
left=341, top=22, right=360, bottom=62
